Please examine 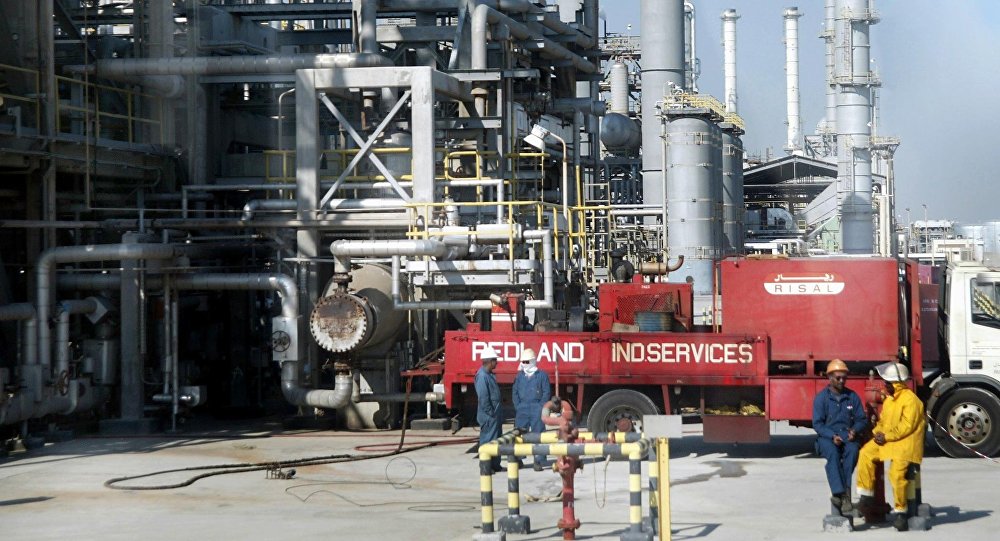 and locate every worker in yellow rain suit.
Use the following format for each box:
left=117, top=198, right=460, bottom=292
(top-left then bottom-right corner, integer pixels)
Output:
left=856, top=361, right=925, bottom=531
